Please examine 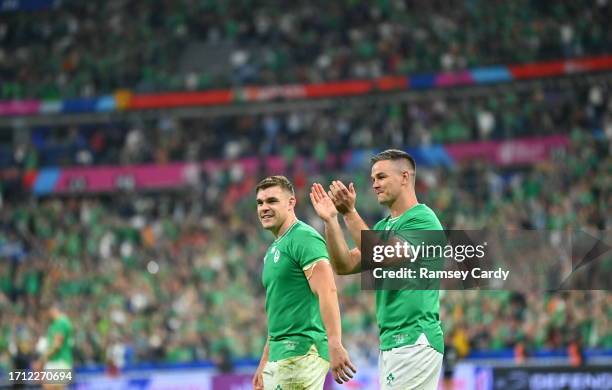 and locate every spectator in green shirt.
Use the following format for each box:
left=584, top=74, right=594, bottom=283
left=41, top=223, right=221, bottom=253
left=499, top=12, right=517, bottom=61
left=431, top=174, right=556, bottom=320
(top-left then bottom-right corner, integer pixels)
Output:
left=39, top=302, right=74, bottom=390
